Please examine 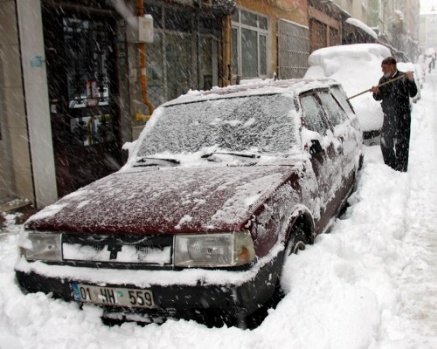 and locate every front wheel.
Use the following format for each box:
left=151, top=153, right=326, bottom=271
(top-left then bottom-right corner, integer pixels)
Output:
left=284, top=226, right=309, bottom=257
left=270, top=226, right=310, bottom=307
left=243, top=225, right=311, bottom=328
